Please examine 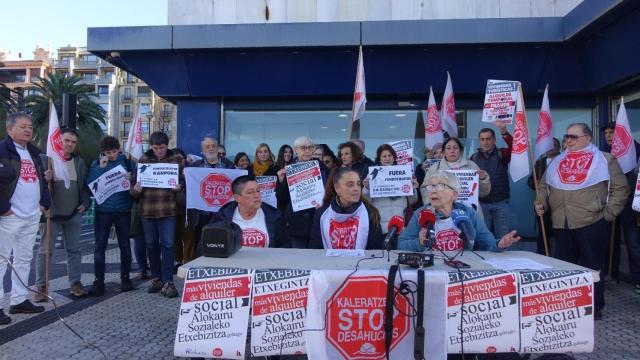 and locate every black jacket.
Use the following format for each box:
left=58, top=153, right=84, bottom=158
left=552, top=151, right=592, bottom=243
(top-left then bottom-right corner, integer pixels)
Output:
left=216, top=201, right=291, bottom=248
left=309, top=197, right=384, bottom=250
